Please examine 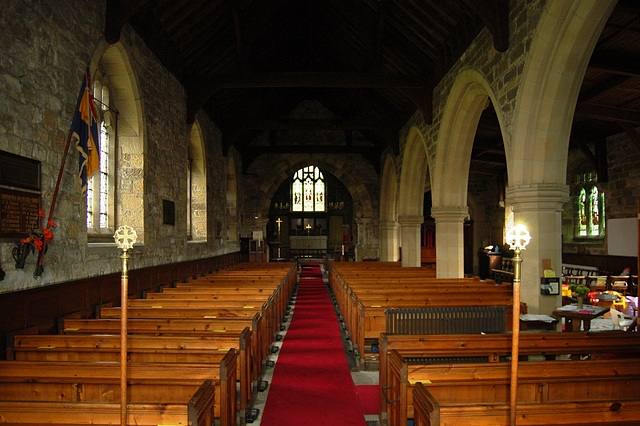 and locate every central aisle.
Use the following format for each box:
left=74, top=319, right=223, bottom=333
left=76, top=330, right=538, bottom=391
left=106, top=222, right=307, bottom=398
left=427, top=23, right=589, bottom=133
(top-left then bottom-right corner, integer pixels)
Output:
left=260, top=268, right=367, bottom=425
